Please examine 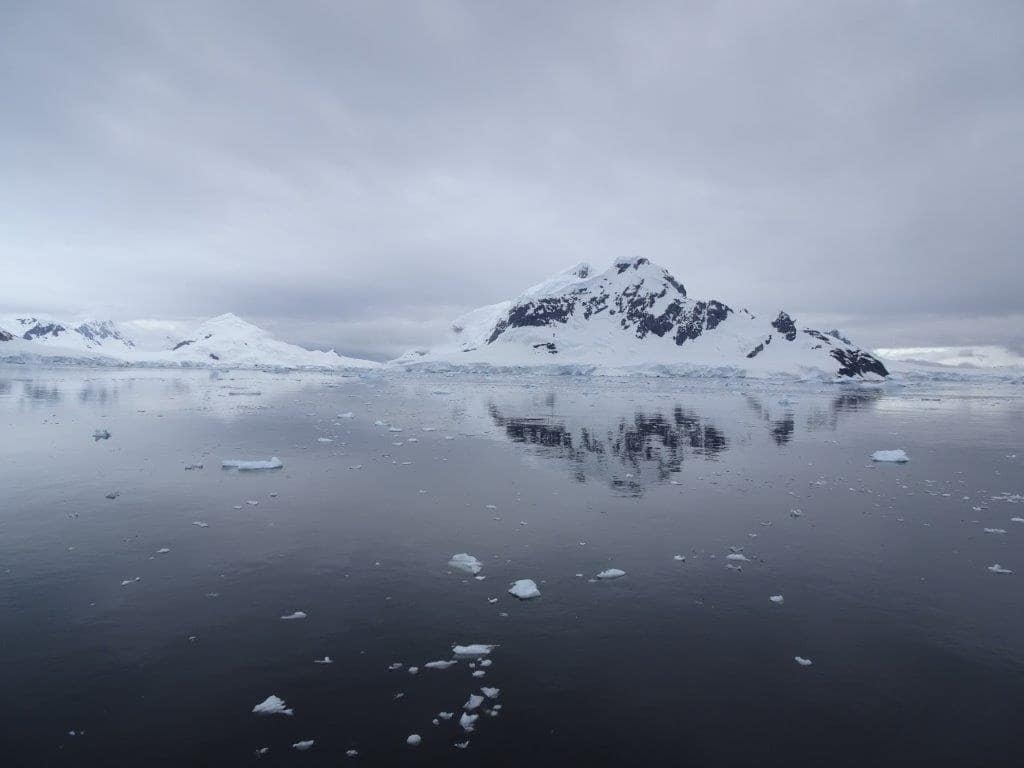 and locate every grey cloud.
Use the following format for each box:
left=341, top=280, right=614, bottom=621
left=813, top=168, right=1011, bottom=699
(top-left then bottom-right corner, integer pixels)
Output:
left=1, top=0, right=1022, bottom=356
